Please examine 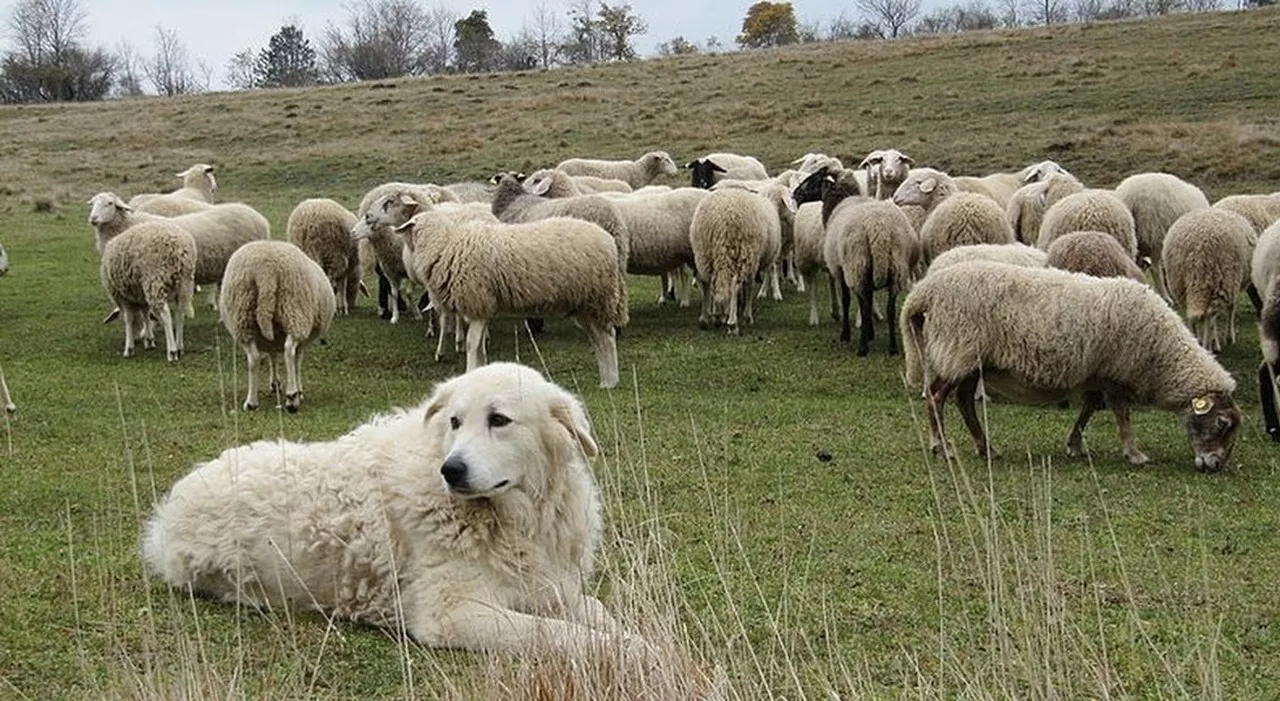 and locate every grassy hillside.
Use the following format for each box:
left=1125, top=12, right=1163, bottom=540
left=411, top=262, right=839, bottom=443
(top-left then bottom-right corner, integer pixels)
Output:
left=2, top=8, right=1280, bottom=699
